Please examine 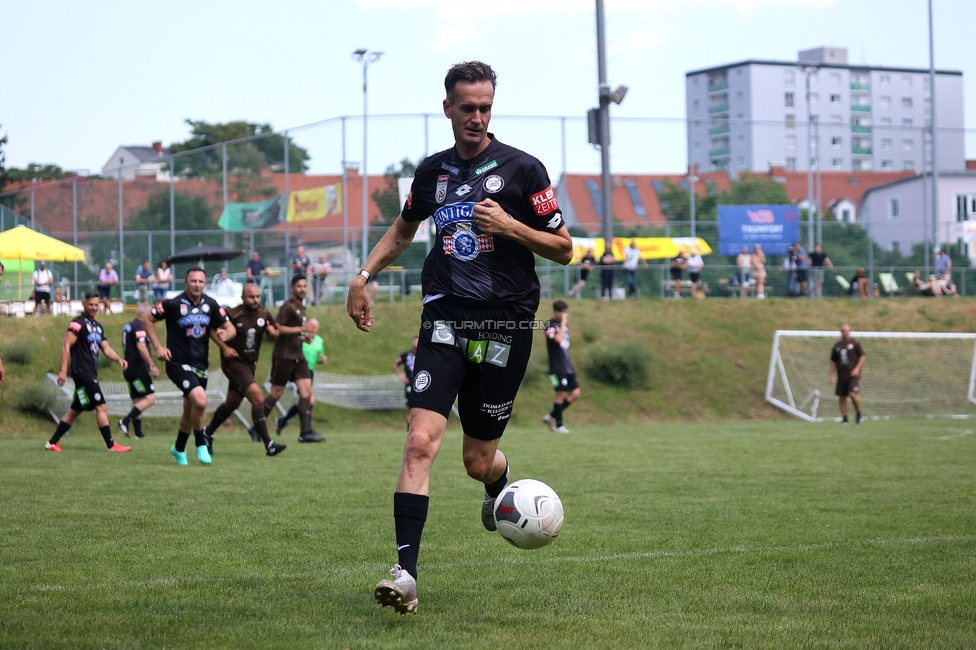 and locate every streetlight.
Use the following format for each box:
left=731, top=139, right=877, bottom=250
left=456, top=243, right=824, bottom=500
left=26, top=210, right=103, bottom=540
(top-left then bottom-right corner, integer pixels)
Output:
left=594, top=0, right=627, bottom=247
left=799, top=64, right=820, bottom=252
left=352, top=48, right=383, bottom=267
